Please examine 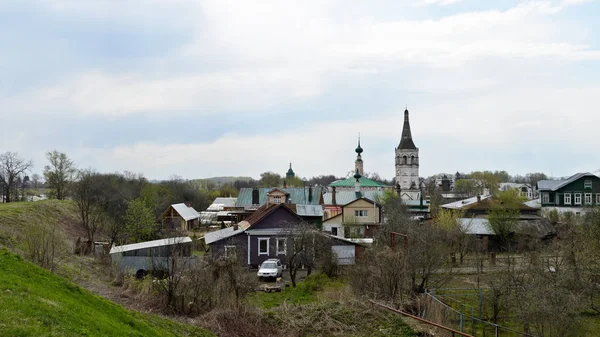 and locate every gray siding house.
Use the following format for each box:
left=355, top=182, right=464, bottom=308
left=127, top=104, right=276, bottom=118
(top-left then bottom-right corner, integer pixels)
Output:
left=205, top=203, right=361, bottom=268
